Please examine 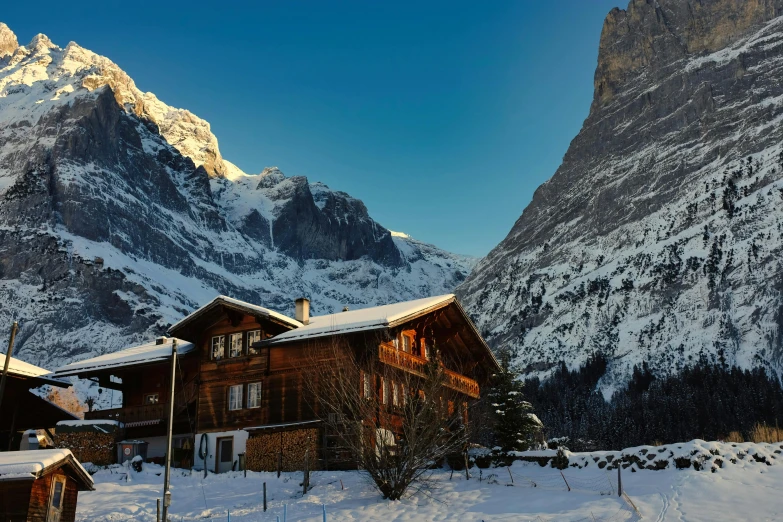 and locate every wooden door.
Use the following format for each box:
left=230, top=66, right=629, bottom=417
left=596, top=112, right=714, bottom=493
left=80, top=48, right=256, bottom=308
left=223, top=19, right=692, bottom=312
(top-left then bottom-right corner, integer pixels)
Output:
left=46, top=476, right=66, bottom=522
left=215, top=437, right=234, bottom=473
